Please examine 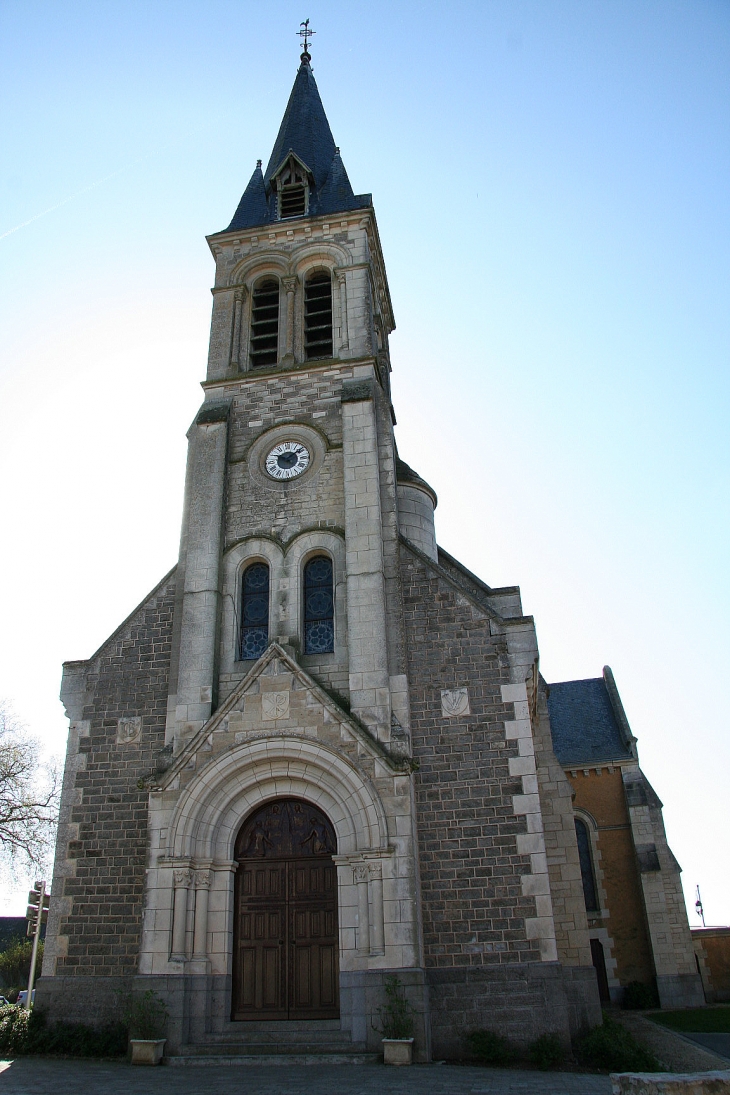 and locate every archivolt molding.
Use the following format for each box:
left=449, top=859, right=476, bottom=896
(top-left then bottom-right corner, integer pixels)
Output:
left=291, top=241, right=350, bottom=276
left=166, top=735, right=390, bottom=863
left=227, top=250, right=290, bottom=288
